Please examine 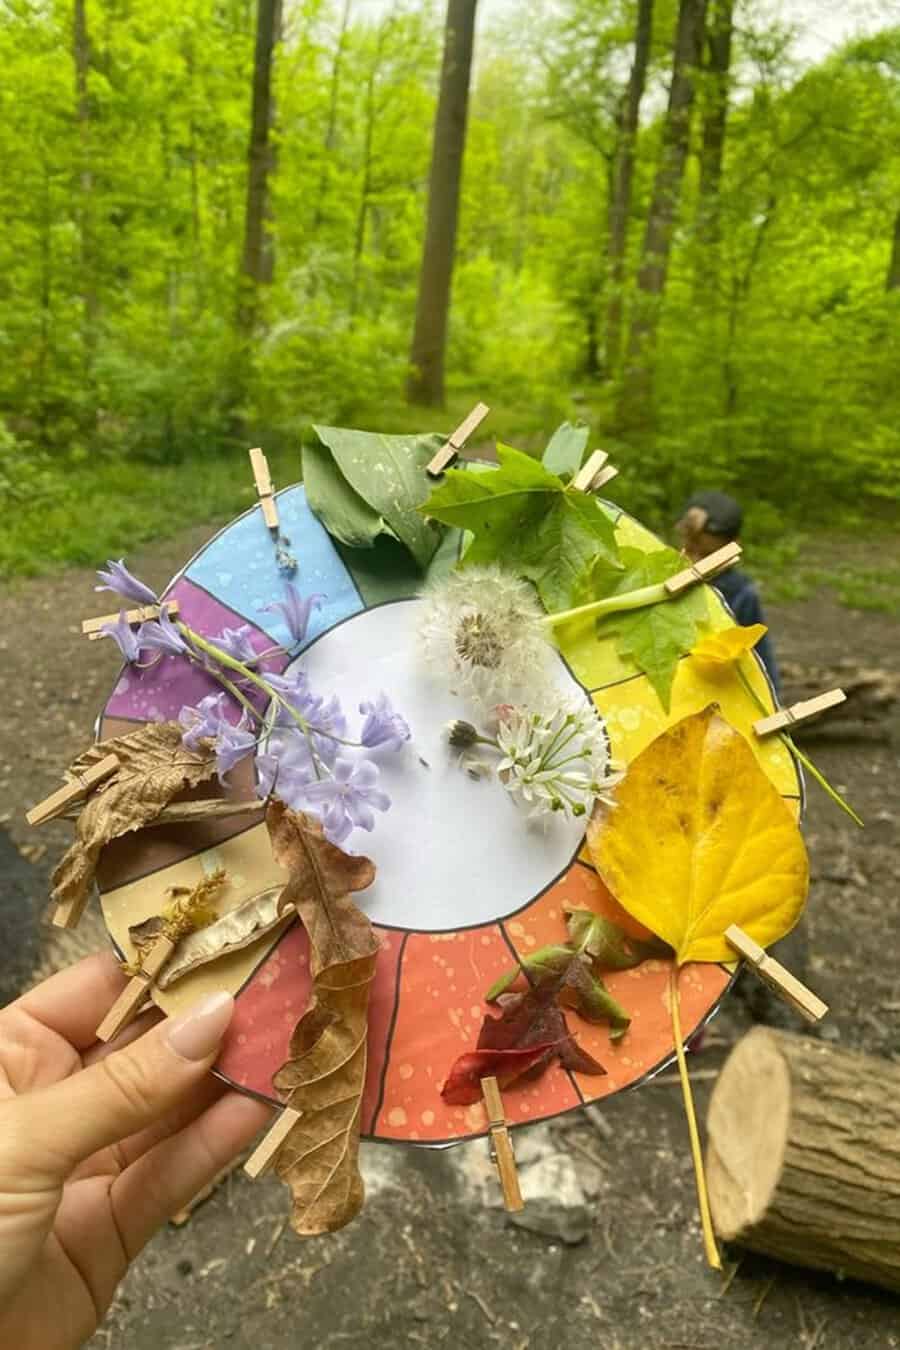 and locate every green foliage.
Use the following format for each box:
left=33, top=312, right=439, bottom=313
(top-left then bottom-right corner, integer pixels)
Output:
left=0, top=0, right=896, bottom=589
left=422, top=442, right=621, bottom=610
left=599, top=548, right=709, bottom=712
